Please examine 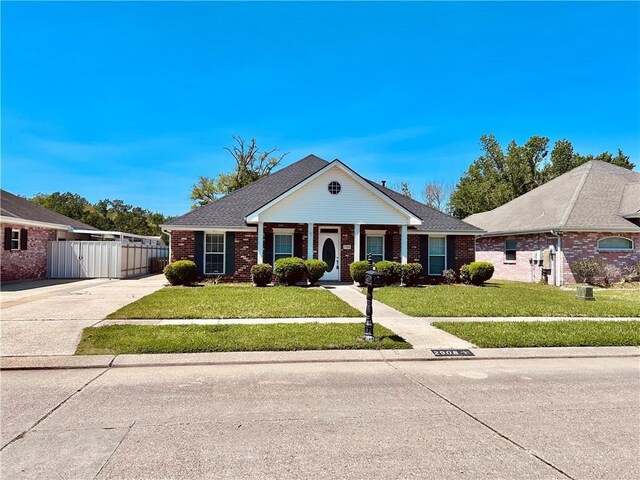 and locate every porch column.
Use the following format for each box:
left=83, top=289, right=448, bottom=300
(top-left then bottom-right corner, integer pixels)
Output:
left=400, top=225, right=408, bottom=264
left=354, top=224, right=361, bottom=262
left=257, top=221, right=264, bottom=264
left=307, top=223, right=314, bottom=260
